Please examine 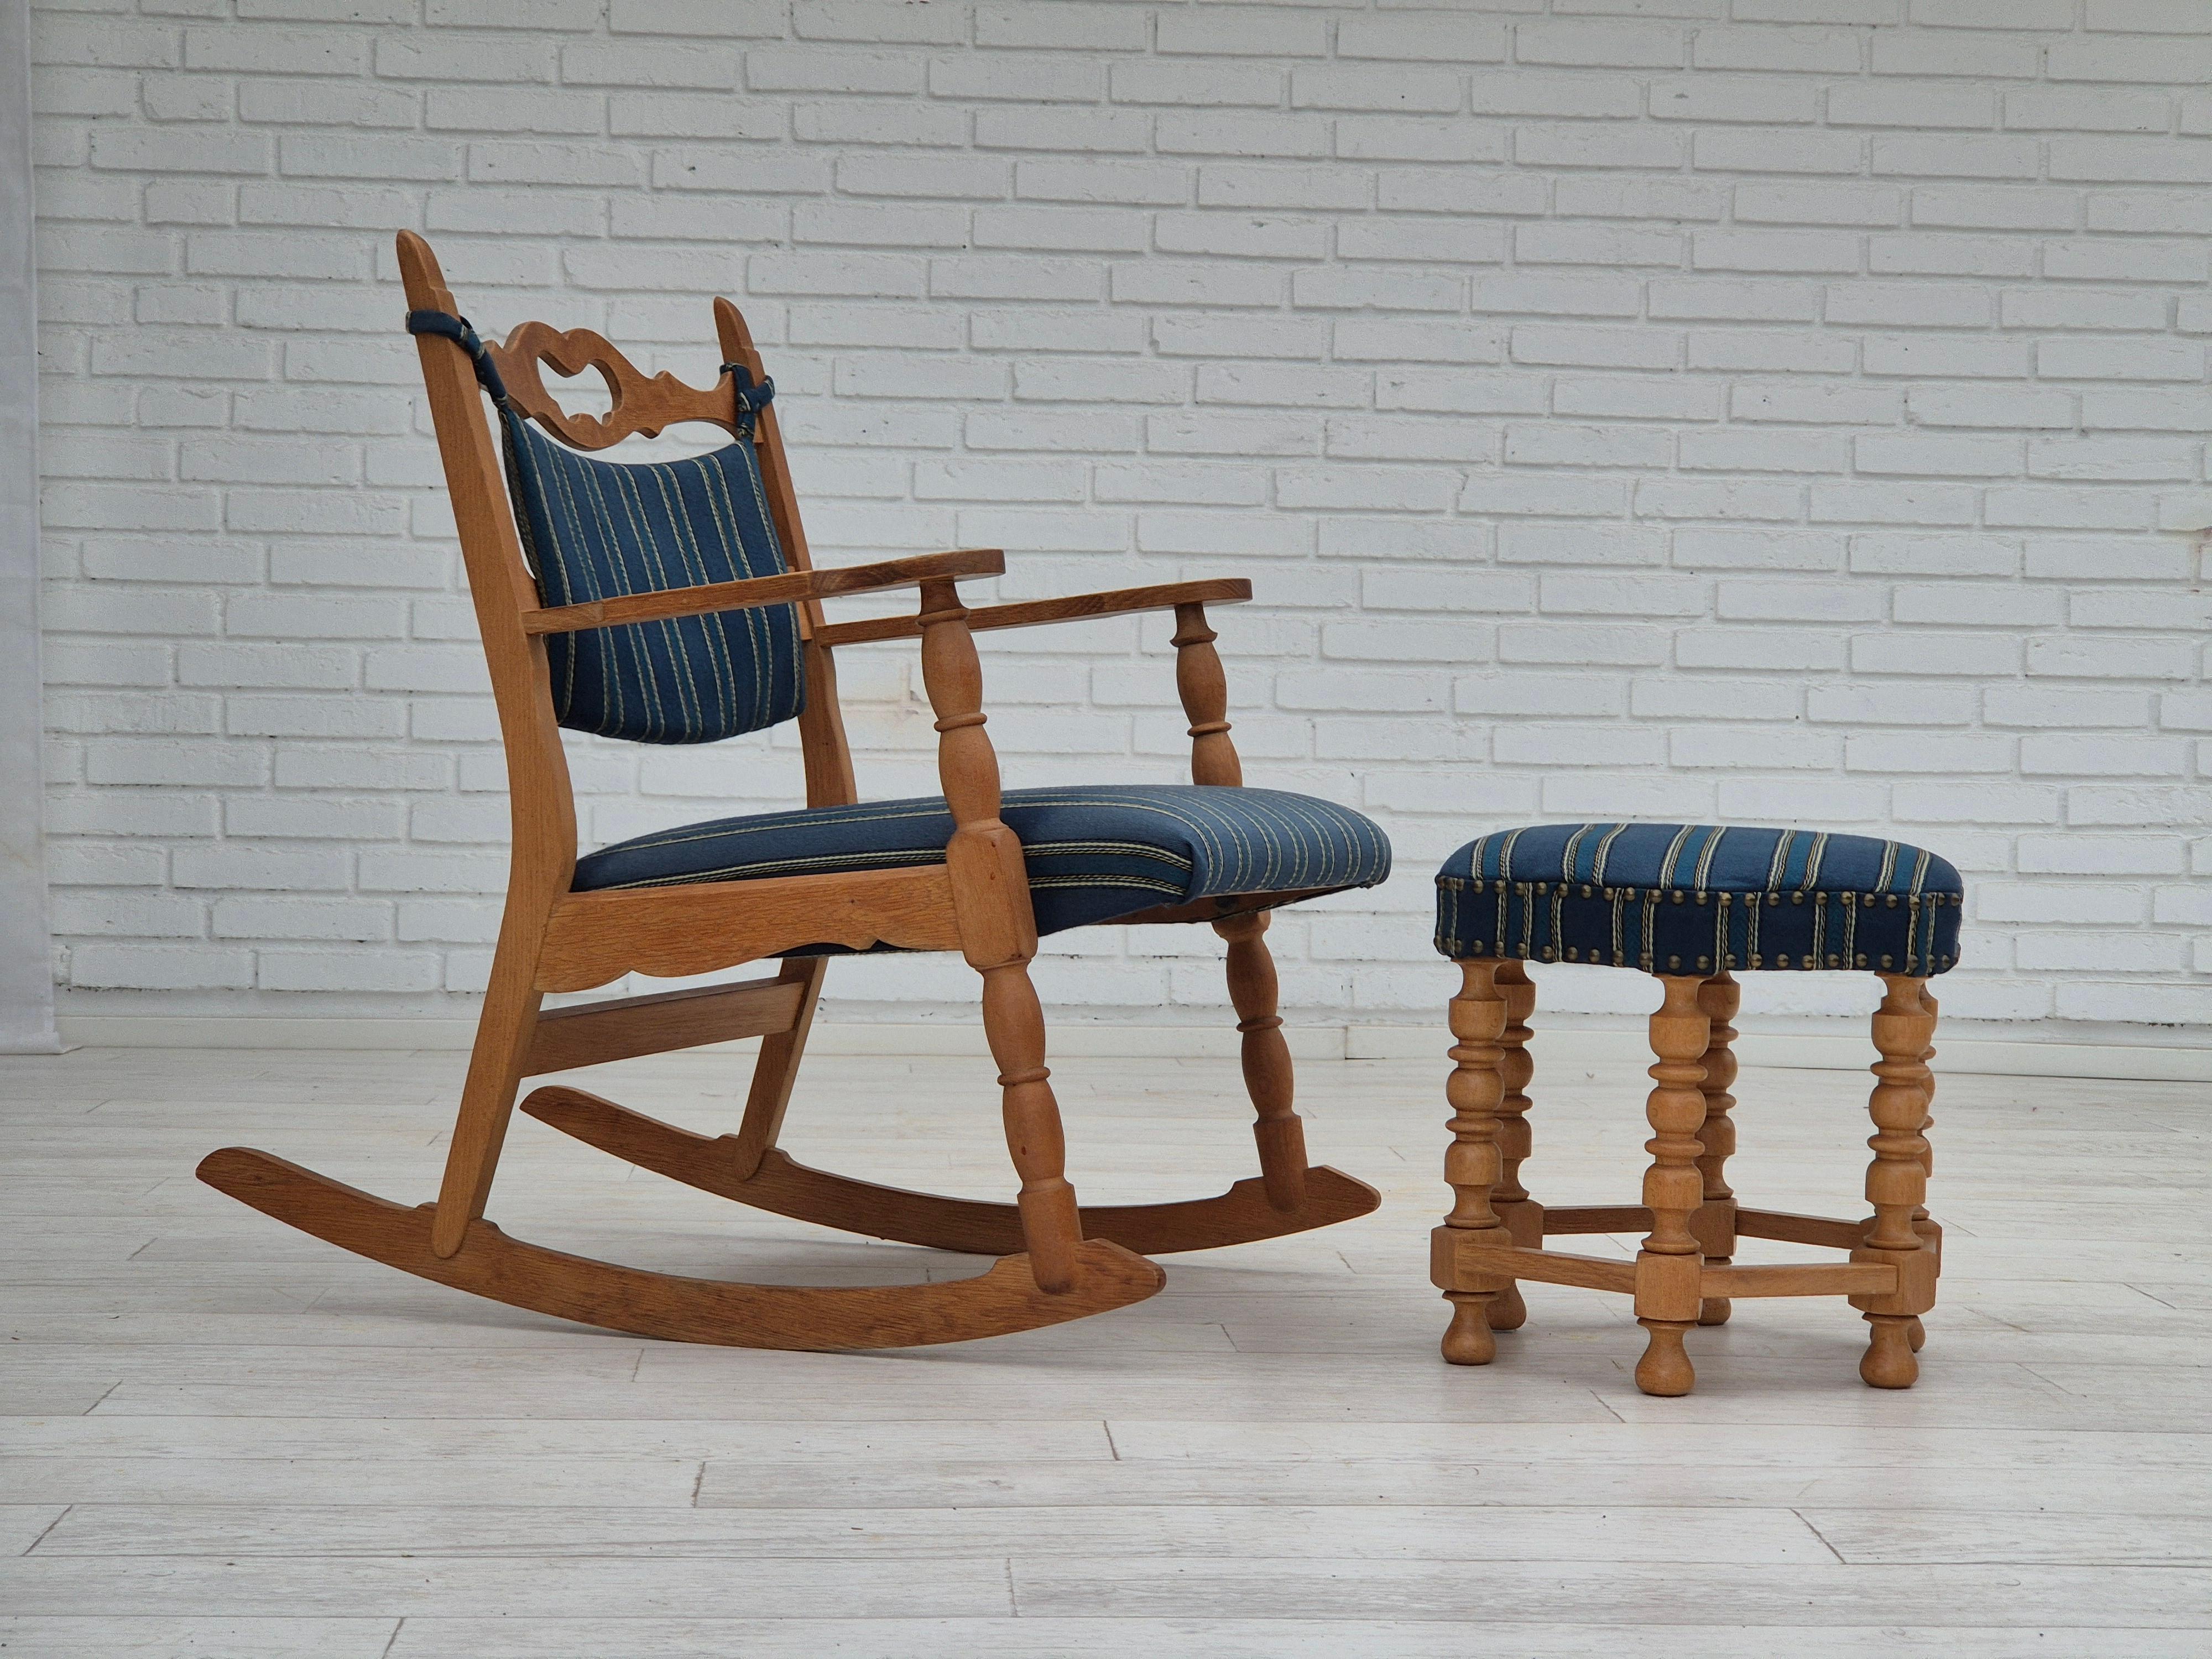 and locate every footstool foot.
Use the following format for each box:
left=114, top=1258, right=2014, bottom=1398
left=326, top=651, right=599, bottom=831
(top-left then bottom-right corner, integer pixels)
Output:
left=1635, top=1319, right=1696, bottom=1396
left=1861, top=1313, right=1919, bottom=1388
left=1489, top=1281, right=1527, bottom=1332
left=1698, top=1295, right=1733, bottom=1327
left=1442, top=1292, right=1496, bottom=1365
left=1905, top=1314, right=1926, bottom=1353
